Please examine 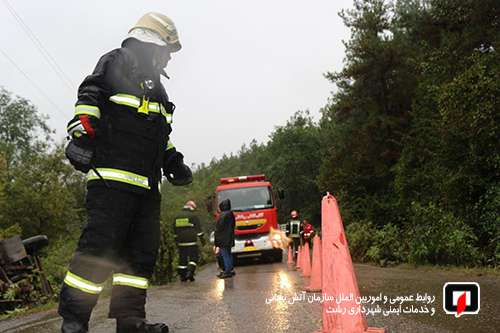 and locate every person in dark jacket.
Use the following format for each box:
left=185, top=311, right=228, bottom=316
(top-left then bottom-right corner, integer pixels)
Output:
left=173, top=200, right=205, bottom=282
left=214, top=199, right=235, bottom=279
left=60, top=12, right=191, bottom=333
